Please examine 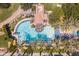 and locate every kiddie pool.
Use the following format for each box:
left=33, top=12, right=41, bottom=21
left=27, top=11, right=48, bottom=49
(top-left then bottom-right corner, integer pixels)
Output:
left=13, top=18, right=55, bottom=45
